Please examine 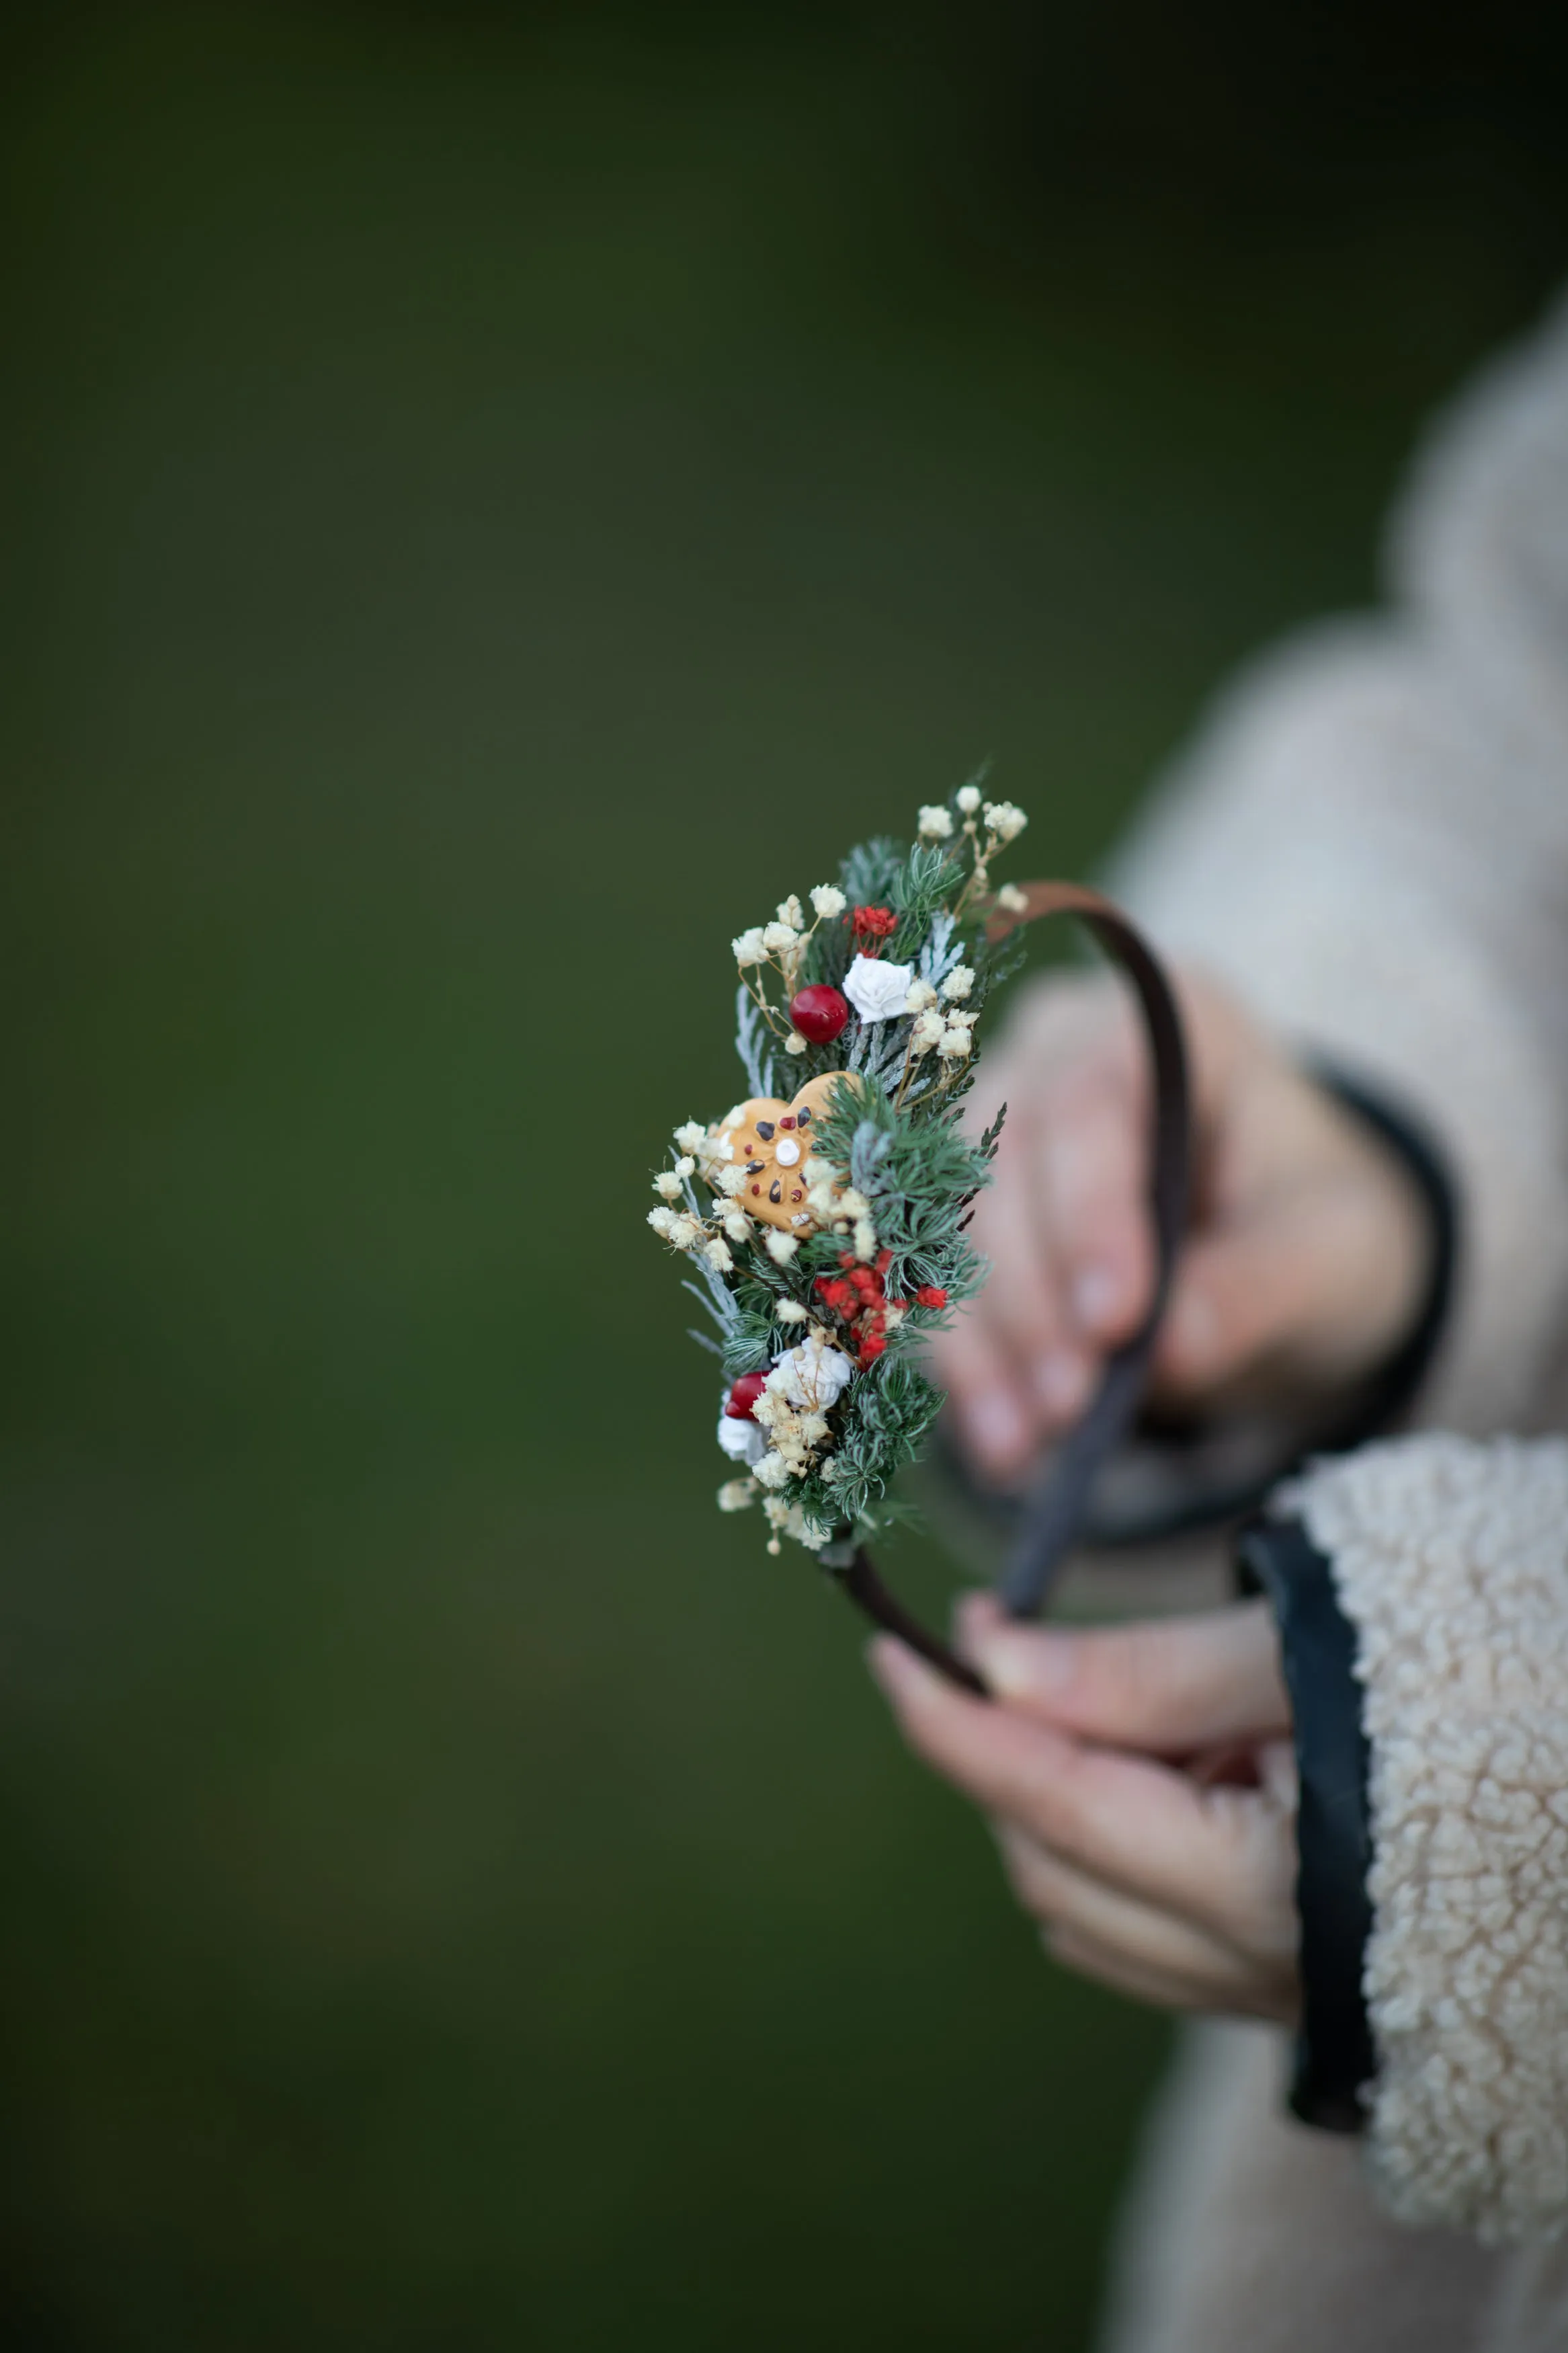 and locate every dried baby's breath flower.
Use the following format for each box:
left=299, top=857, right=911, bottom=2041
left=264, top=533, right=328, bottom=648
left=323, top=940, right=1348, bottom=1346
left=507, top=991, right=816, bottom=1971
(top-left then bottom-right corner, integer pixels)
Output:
left=983, top=799, right=1028, bottom=842
left=776, top=894, right=805, bottom=930
left=674, top=1155, right=695, bottom=1178
left=717, top=1479, right=756, bottom=1512
left=653, top=1170, right=684, bottom=1201
left=766, top=1232, right=799, bottom=1266
left=761, top=920, right=798, bottom=954
left=673, top=1121, right=706, bottom=1154
left=917, top=804, right=954, bottom=840
left=904, top=977, right=938, bottom=1012
left=716, top=1164, right=748, bottom=1197
left=776, top=1300, right=809, bottom=1324
left=754, top=1451, right=791, bottom=1490
left=720, top=1207, right=752, bottom=1244
left=910, top=1010, right=945, bottom=1054
left=702, top=1237, right=734, bottom=1274
left=853, top=1217, right=878, bottom=1261
left=956, top=783, right=982, bottom=815
left=784, top=1031, right=808, bottom=1055
left=731, top=927, right=768, bottom=966
left=810, top=883, right=845, bottom=918
left=940, top=965, right=974, bottom=1002
left=995, top=882, right=1028, bottom=914
left=937, top=1024, right=973, bottom=1060
left=647, top=1206, right=677, bottom=1238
